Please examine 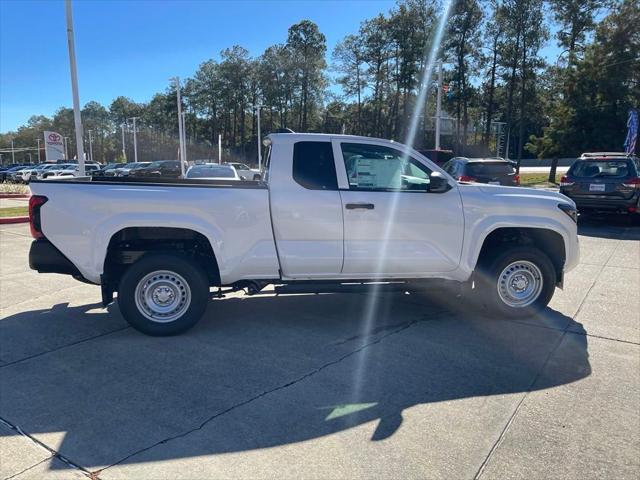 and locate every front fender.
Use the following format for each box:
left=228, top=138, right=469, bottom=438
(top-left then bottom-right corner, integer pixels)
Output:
left=461, top=215, right=576, bottom=277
